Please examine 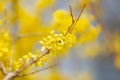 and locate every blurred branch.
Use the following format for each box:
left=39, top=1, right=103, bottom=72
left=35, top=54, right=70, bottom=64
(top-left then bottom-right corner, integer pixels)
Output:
left=17, top=33, right=43, bottom=39
left=9, top=41, right=15, bottom=72
left=90, top=2, right=120, bottom=73
left=90, top=2, right=115, bottom=50
left=9, top=0, right=19, bottom=72
left=18, top=64, right=57, bottom=77
left=0, top=62, right=7, bottom=75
